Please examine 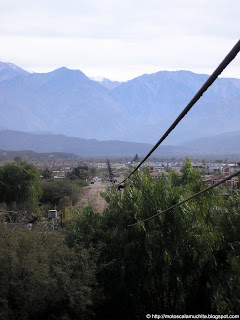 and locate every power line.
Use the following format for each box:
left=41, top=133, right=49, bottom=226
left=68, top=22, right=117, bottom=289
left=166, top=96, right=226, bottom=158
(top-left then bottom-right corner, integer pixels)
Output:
left=118, top=39, right=240, bottom=187
left=128, top=170, right=240, bottom=227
